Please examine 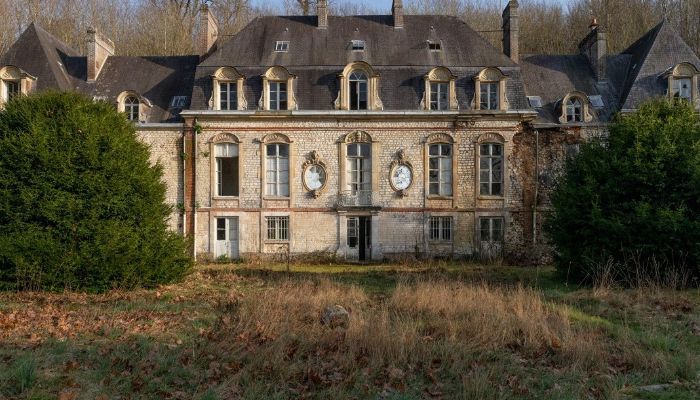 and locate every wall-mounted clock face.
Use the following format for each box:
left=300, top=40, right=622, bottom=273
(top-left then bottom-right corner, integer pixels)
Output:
left=304, top=164, right=326, bottom=191
left=391, top=165, right=412, bottom=191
